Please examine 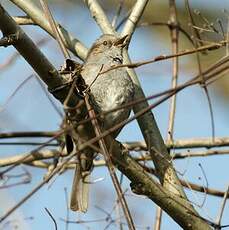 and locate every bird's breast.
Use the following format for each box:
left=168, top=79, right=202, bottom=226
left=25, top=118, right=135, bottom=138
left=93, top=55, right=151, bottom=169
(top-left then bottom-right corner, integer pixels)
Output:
left=81, top=63, right=135, bottom=133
